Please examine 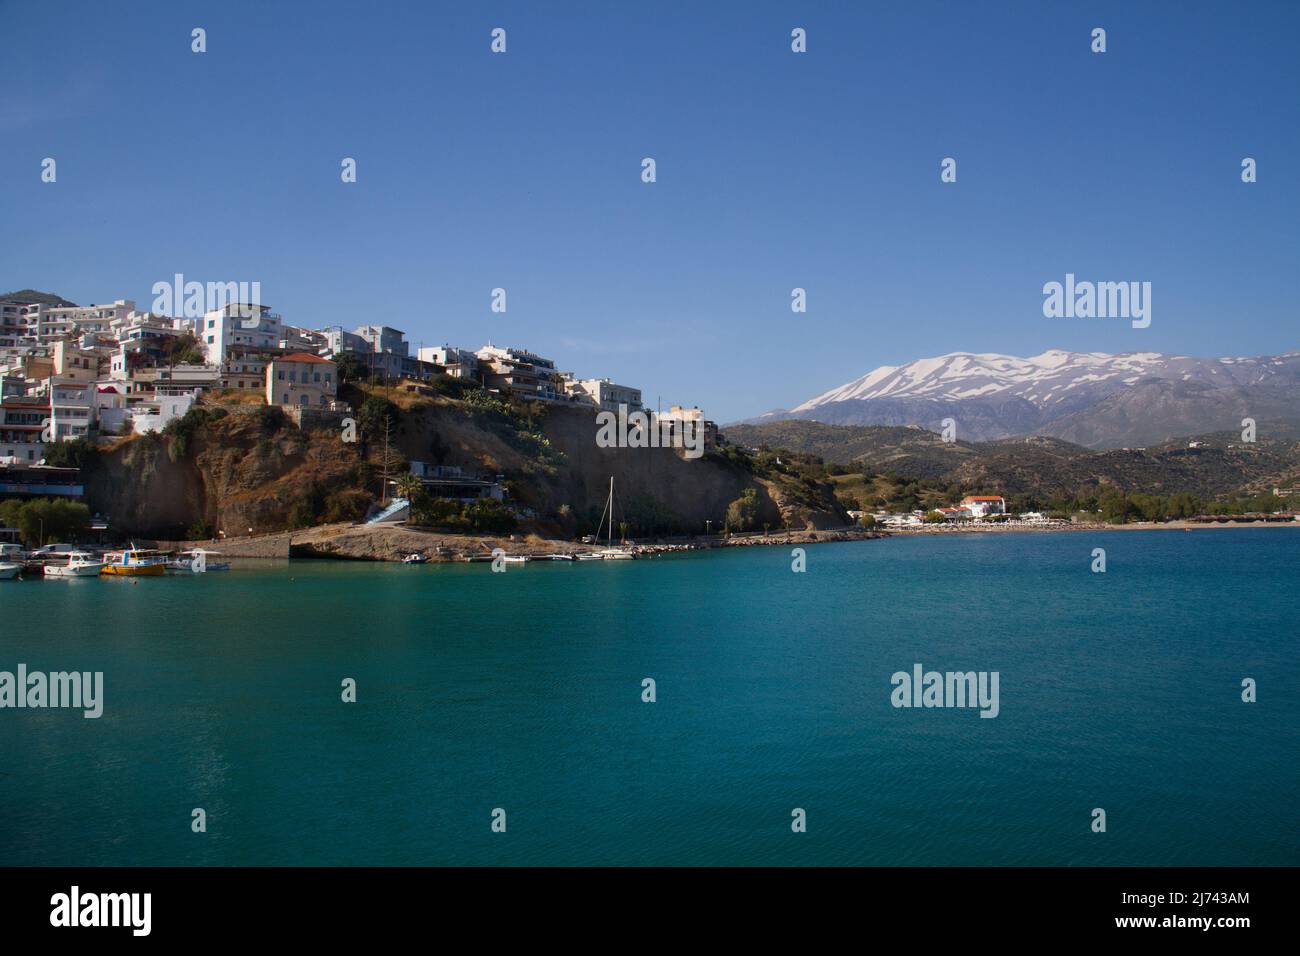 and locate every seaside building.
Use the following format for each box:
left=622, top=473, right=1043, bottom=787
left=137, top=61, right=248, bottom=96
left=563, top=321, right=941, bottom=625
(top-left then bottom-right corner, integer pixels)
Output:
left=323, top=327, right=368, bottom=356
left=0, top=463, right=84, bottom=501
left=51, top=341, right=102, bottom=382
left=221, top=345, right=272, bottom=395
left=0, top=301, right=28, bottom=349
left=655, top=404, right=720, bottom=450
left=476, top=345, right=563, bottom=401
left=128, top=388, right=200, bottom=434
left=416, top=346, right=479, bottom=380
left=266, top=353, right=338, bottom=409
left=408, top=462, right=506, bottom=502
left=0, top=398, right=48, bottom=463
left=47, top=378, right=93, bottom=441
left=5, top=299, right=135, bottom=346
left=563, top=377, right=643, bottom=412
left=200, top=302, right=283, bottom=364
left=959, top=495, right=1007, bottom=518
